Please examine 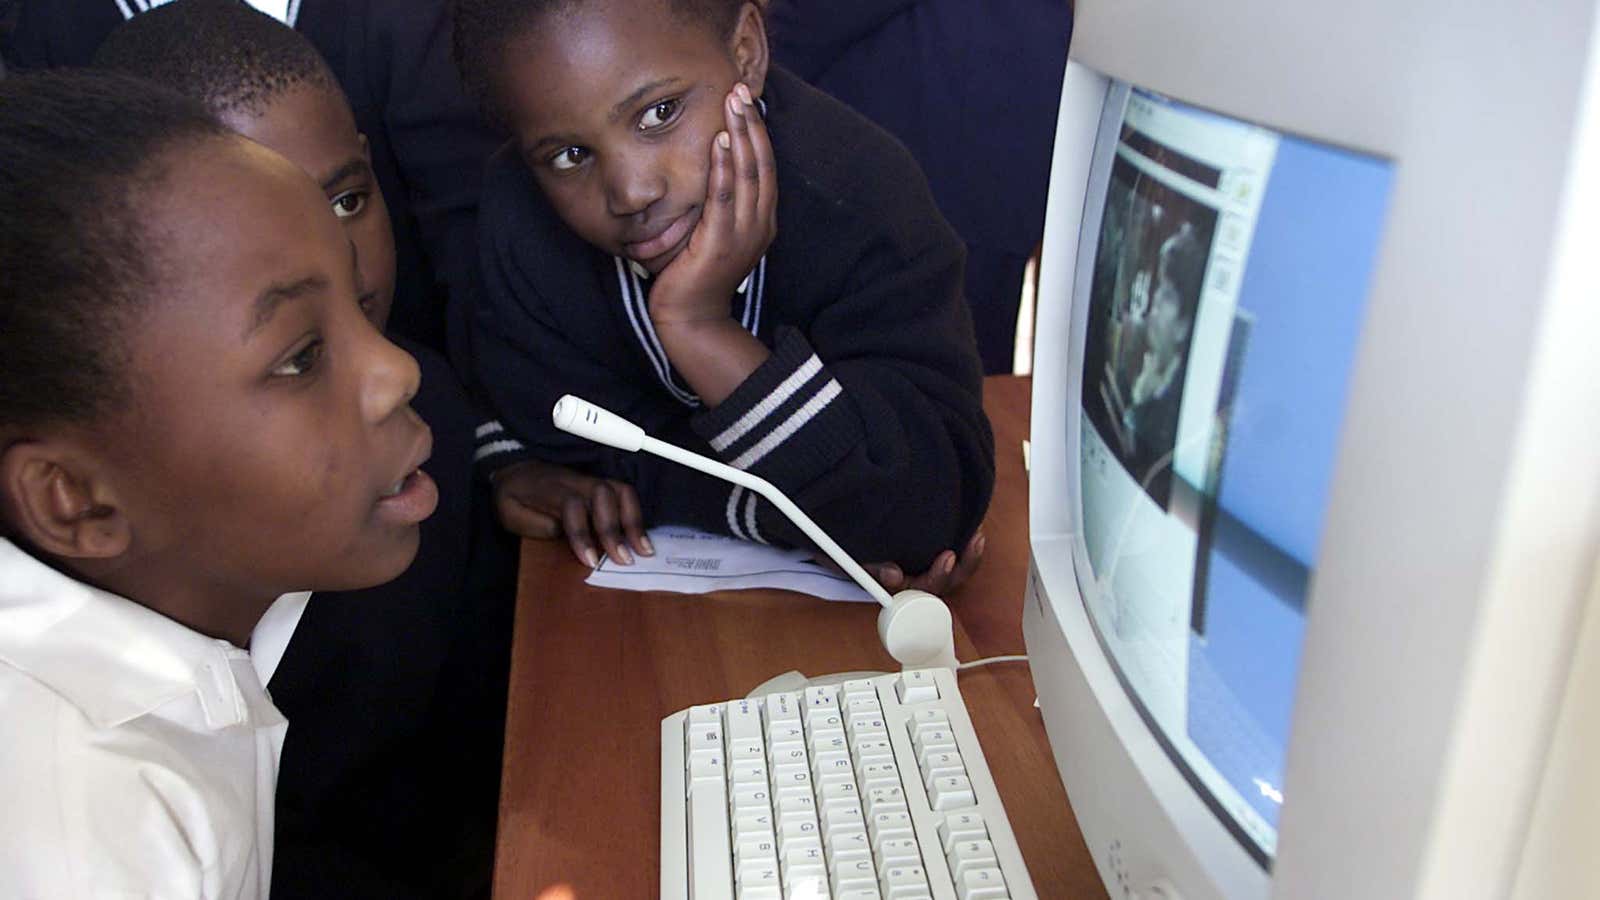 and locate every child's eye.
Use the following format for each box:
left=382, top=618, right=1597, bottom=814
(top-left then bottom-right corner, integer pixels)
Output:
left=331, top=190, right=368, bottom=219
left=639, top=98, right=682, bottom=131
left=550, top=146, right=589, bottom=171
left=271, top=338, right=325, bottom=378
